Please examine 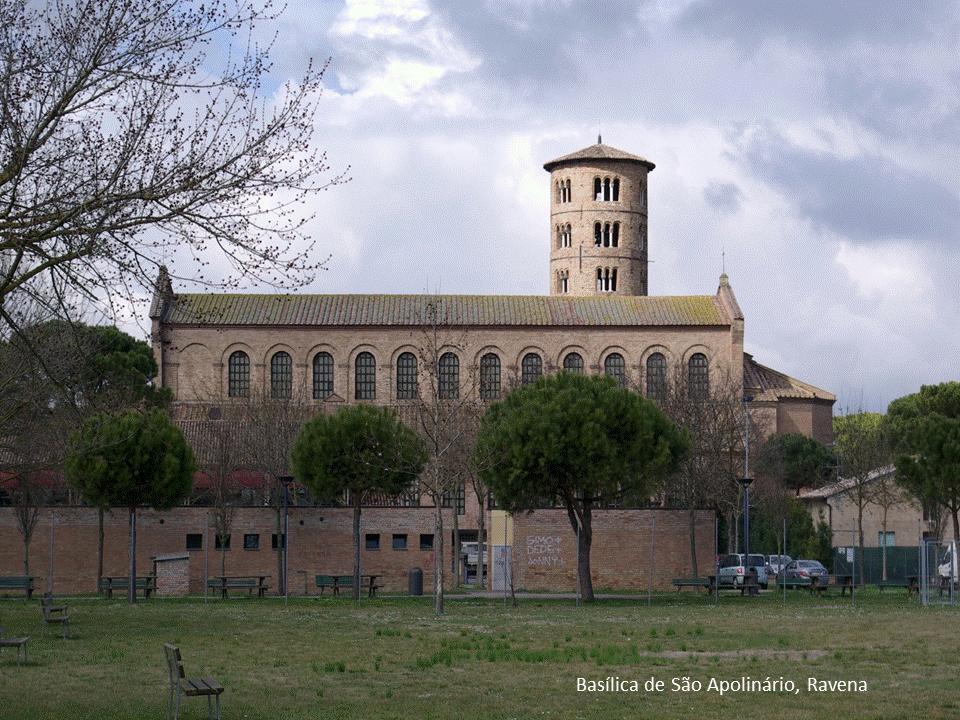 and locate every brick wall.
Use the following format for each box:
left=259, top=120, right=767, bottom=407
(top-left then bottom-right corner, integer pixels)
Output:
left=512, top=508, right=716, bottom=592
left=0, top=505, right=709, bottom=595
